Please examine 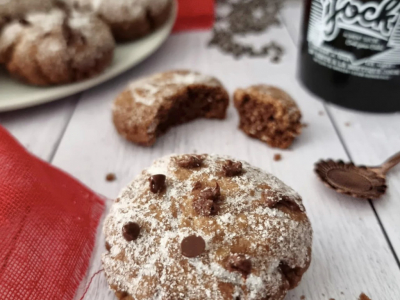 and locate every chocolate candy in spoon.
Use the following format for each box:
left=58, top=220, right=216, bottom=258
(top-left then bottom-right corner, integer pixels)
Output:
left=315, top=151, right=400, bottom=199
